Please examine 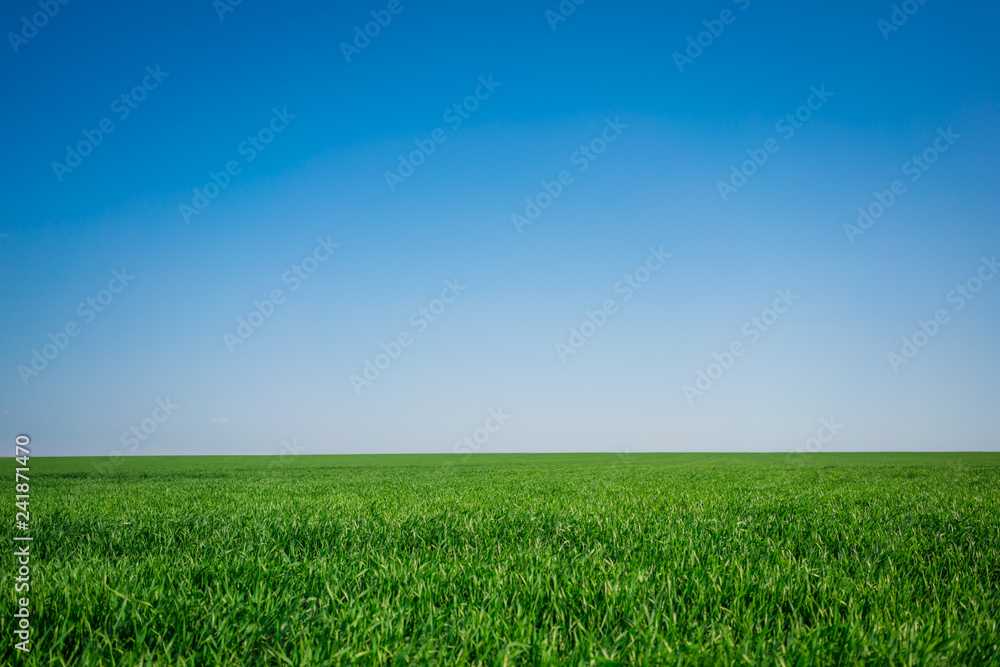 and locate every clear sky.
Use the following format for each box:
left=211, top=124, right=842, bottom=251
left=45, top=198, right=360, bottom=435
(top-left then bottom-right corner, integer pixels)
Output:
left=2, top=0, right=998, bottom=457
